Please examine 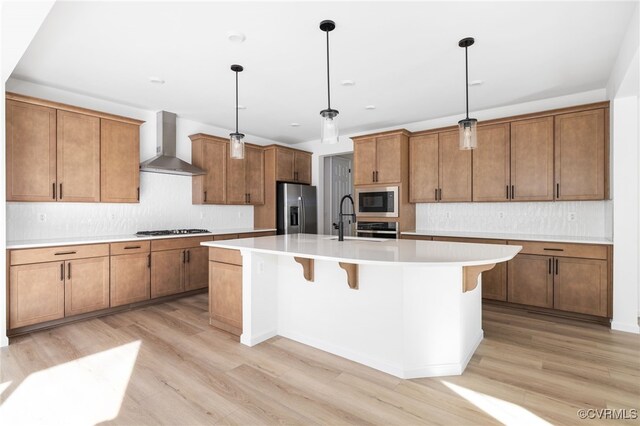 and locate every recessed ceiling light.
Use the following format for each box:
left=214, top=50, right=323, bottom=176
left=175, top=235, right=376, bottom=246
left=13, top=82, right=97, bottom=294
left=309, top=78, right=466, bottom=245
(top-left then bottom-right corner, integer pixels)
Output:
left=469, top=80, right=483, bottom=86
left=227, top=31, right=246, bottom=43
left=236, top=105, right=246, bottom=110
left=148, top=77, right=165, bottom=84
left=290, top=123, right=301, bottom=127
left=340, top=80, right=355, bottom=86
left=365, top=105, right=376, bottom=110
